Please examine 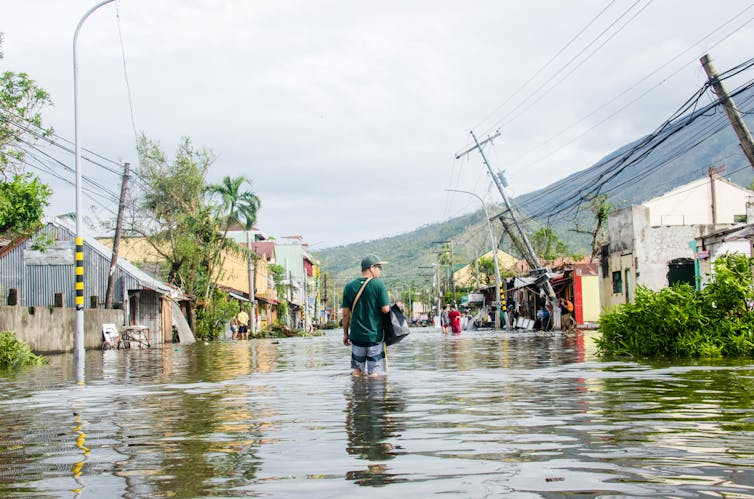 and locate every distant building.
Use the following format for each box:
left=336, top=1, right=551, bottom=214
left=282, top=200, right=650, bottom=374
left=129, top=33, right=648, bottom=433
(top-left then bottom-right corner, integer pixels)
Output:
left=452, top=249, right=519, bottom=288
left=275, top=236, right=319, bottom=329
